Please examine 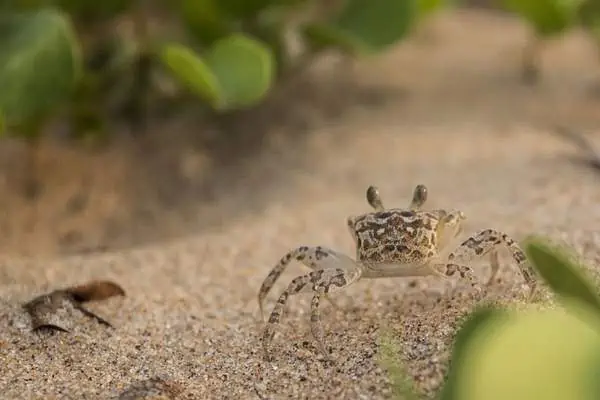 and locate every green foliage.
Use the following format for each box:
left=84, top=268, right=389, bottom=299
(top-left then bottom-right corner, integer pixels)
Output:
left=499, top=0, right=589, bottom=83
left=159, top=34, right=275, bottom=111
left=579, top=0, right=600, bottom=42
left=524, top=236, right=600, bottom=312
left=2, top=0, right=600, bottom=142
left=204, top=35, right=274, bottom=109
left=377, top=329, right=419, bottom=400
left=438, top=306, right=509, bottom=400
left=419, top=0, right=447, bottom=15
left=417, top=0, right=461, bottom=19
left=0, top=0, right=132, bottom=22
left=0, top=9, right=80, bottom=132
left=177, top=0, right=231, bottom=46
left=438, top=237, right=600, bottom=400
left=380, top=237, right=600, bottom=400
left=159, top=43, right=222, bottom=108
left=303, top=0, right=418, bottom=55
left=502, top=0, right=584, bottom=36
left=216, top=0, right=275, bottom=19
left=0, top=0, right=419, bottom=143
left=443, top=303, right=600, bottom=400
